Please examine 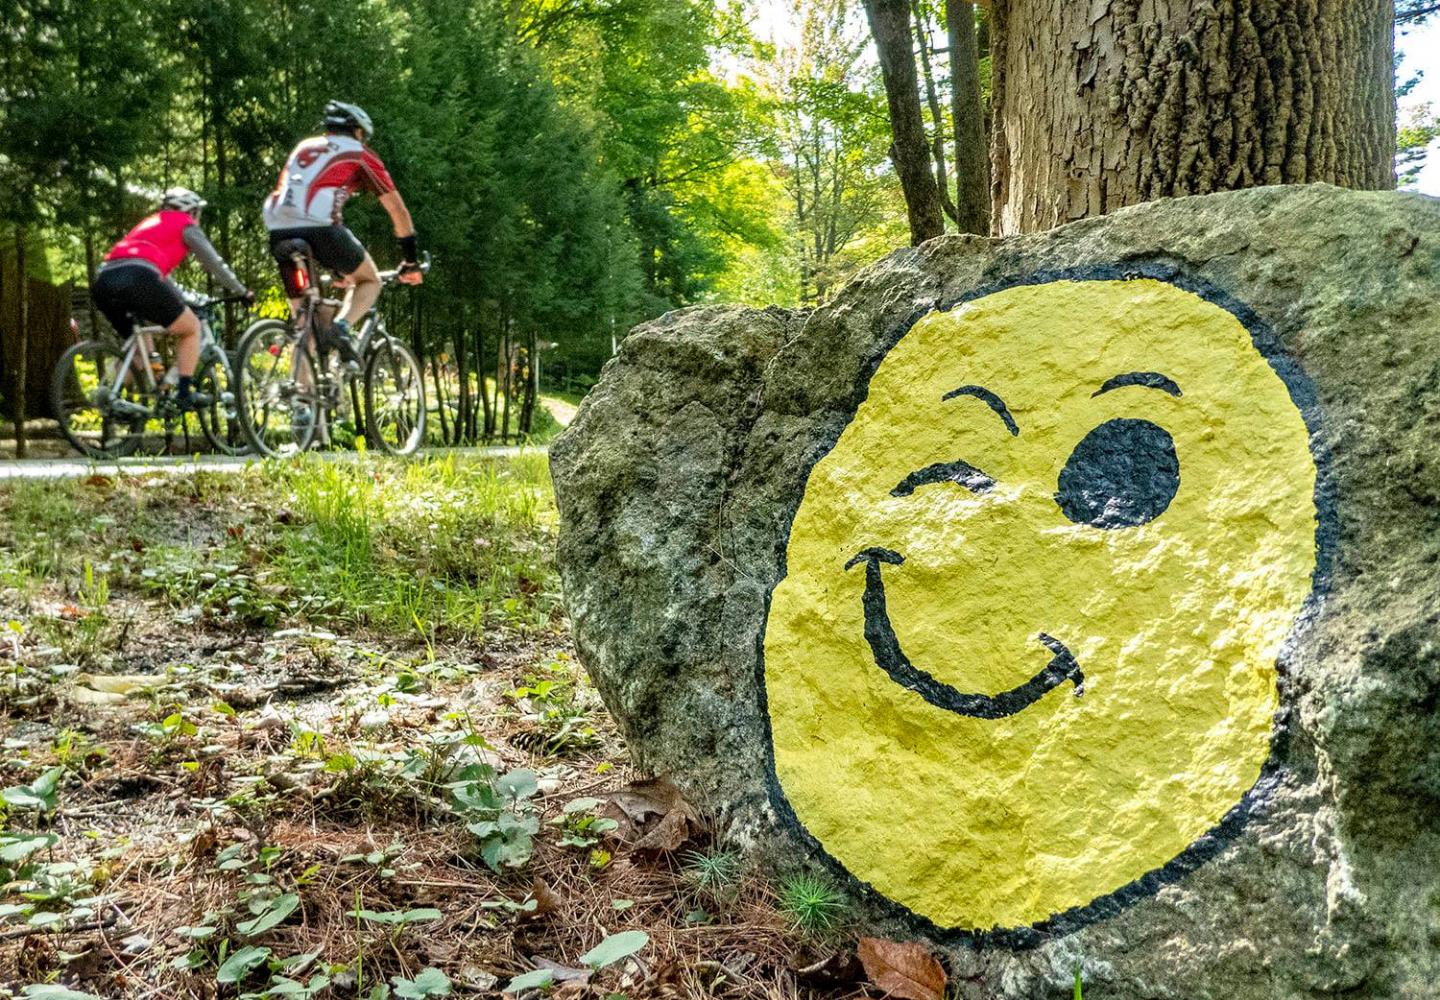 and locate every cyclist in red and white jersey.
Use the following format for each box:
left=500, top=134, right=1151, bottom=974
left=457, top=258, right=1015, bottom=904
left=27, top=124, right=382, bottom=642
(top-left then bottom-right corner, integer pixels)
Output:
left=263, top=101, right=421, bottom=364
